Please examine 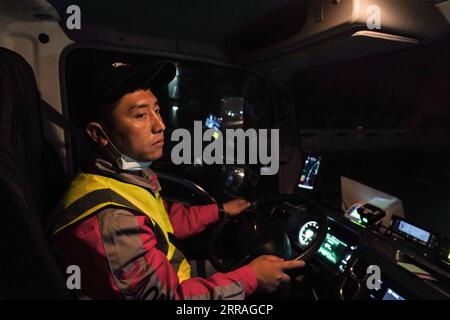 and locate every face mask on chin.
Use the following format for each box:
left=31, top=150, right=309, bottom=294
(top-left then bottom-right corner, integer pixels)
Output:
left=98, top=125, right=152, bottom=171
left=117, top=154, right=152, bottom=171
